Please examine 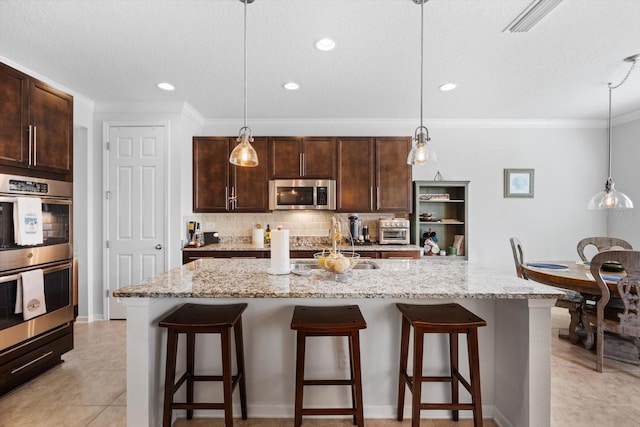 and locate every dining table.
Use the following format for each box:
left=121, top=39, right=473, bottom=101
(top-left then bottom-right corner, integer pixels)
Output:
left=521, top=261, right=626, bottom=351
left=521, top=261, right=624, bottom=297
